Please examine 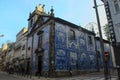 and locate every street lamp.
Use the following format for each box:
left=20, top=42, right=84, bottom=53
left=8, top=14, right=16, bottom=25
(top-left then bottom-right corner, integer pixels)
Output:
left=93, top=0, right=109, bottom=80
left=0, top=34, right=4, bottom=37
left=0, top=34, right=4, bottom=46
